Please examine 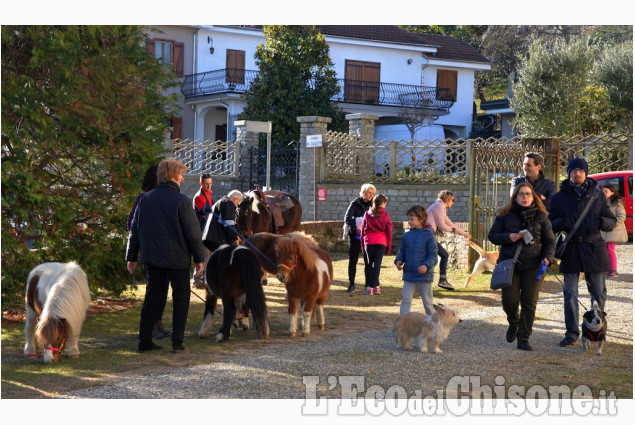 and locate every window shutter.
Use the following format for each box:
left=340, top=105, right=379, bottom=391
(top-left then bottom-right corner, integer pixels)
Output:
left=174, top=42, right=184, bottom=78
left=146, top=39, right=156, bottom=57
left=437, top=69, right=457, bottom=102
left=171, top=117, right=183, bottom=140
